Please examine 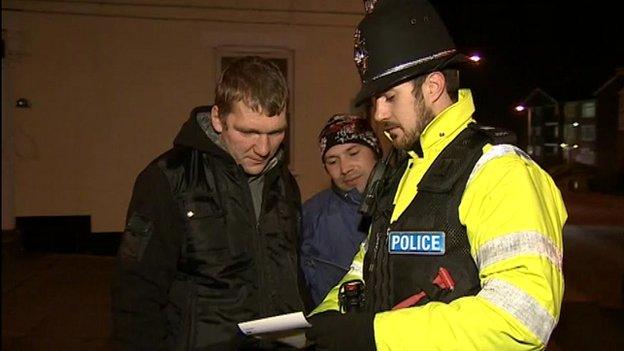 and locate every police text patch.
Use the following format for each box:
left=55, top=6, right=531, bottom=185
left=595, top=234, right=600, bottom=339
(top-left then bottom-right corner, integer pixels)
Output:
left=388, top=231, right=445, bottom=255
